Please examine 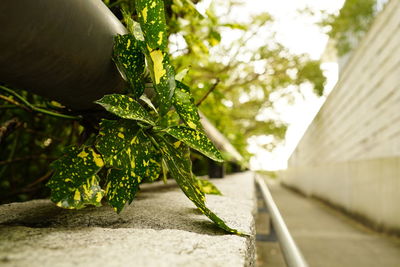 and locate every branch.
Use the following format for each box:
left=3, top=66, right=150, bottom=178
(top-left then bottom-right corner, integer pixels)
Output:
left=0, top=171, right=53, bottom=201
left=196, top=78, right=220, bottom=107
left=0, top=94, right=29, bottom=111
left=25, top=170, right=53, bottom=189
